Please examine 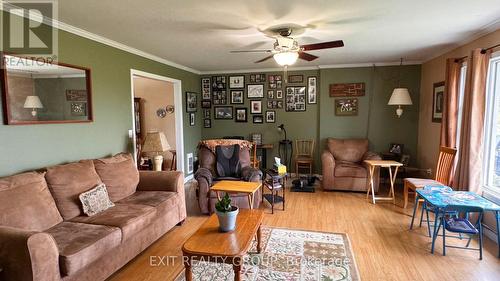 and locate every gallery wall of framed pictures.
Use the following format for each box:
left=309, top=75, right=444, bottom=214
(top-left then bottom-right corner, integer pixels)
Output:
left=199, top=71, right=317, bottom=127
